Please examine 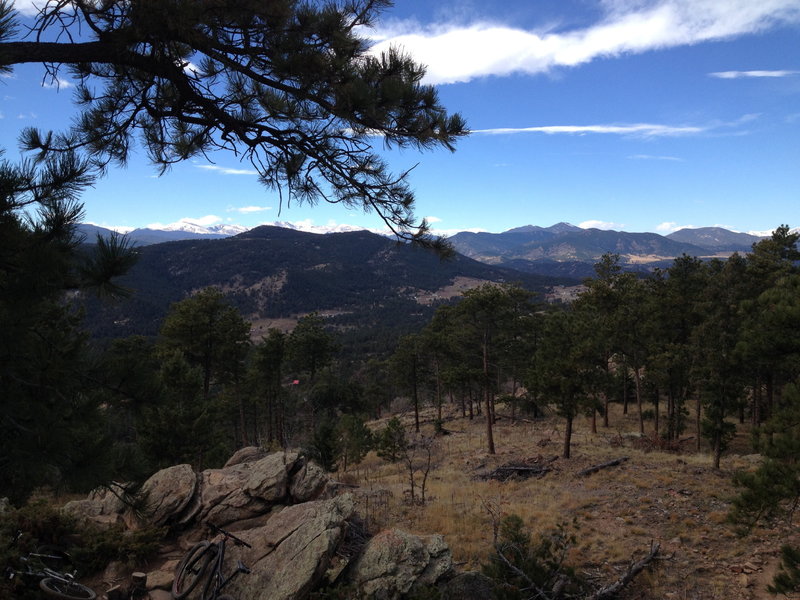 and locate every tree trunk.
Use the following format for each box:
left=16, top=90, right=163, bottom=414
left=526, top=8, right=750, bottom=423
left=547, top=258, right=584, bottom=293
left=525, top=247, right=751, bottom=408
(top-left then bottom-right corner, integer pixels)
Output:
left=563, top=414, right=573, bottom=459
left=483, top=336, right=495, bottom=454
left=653, top=386, right=659, bottom=435
left=622, top=359, right=629, bottom=415
left=632, top=366, right=644, bottom=435
left=412, top=358, right=420, bottom=433
left=695, top=396, right=702, bottom=452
